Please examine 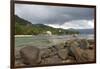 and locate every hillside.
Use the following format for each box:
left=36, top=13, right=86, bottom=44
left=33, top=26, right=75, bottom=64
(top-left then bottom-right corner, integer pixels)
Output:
left=15, top=15, right=80, bottom=35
